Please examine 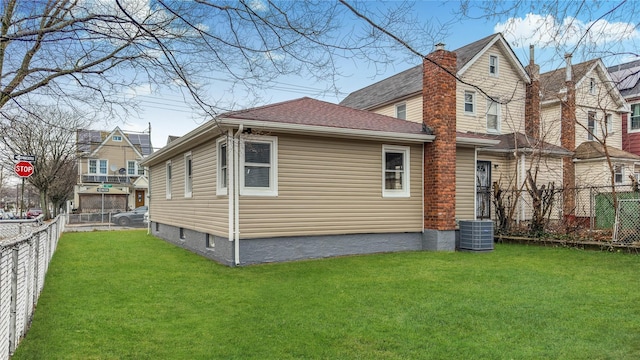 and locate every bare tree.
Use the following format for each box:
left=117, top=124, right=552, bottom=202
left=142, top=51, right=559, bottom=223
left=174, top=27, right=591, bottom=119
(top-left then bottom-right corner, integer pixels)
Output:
left=0, top=1, right=437, bottom=126
left=0, top=107, right=88, bottom=219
